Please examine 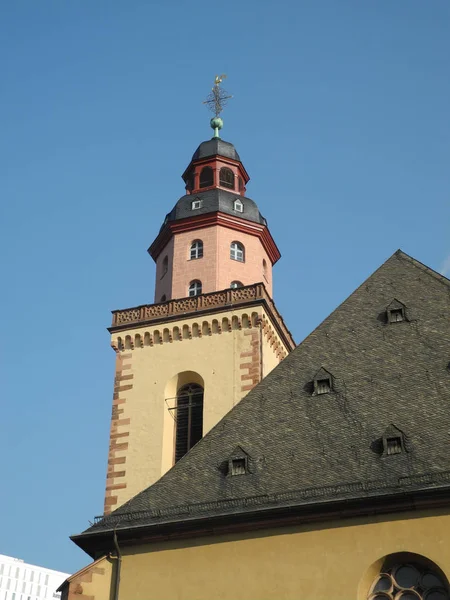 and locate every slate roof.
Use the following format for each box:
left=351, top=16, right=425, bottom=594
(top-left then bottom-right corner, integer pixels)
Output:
left=75, top=250, right=450, bottom=549
left=165, top=188, right=266, bottom=225
left=191, top=138, right=240, bottom=162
